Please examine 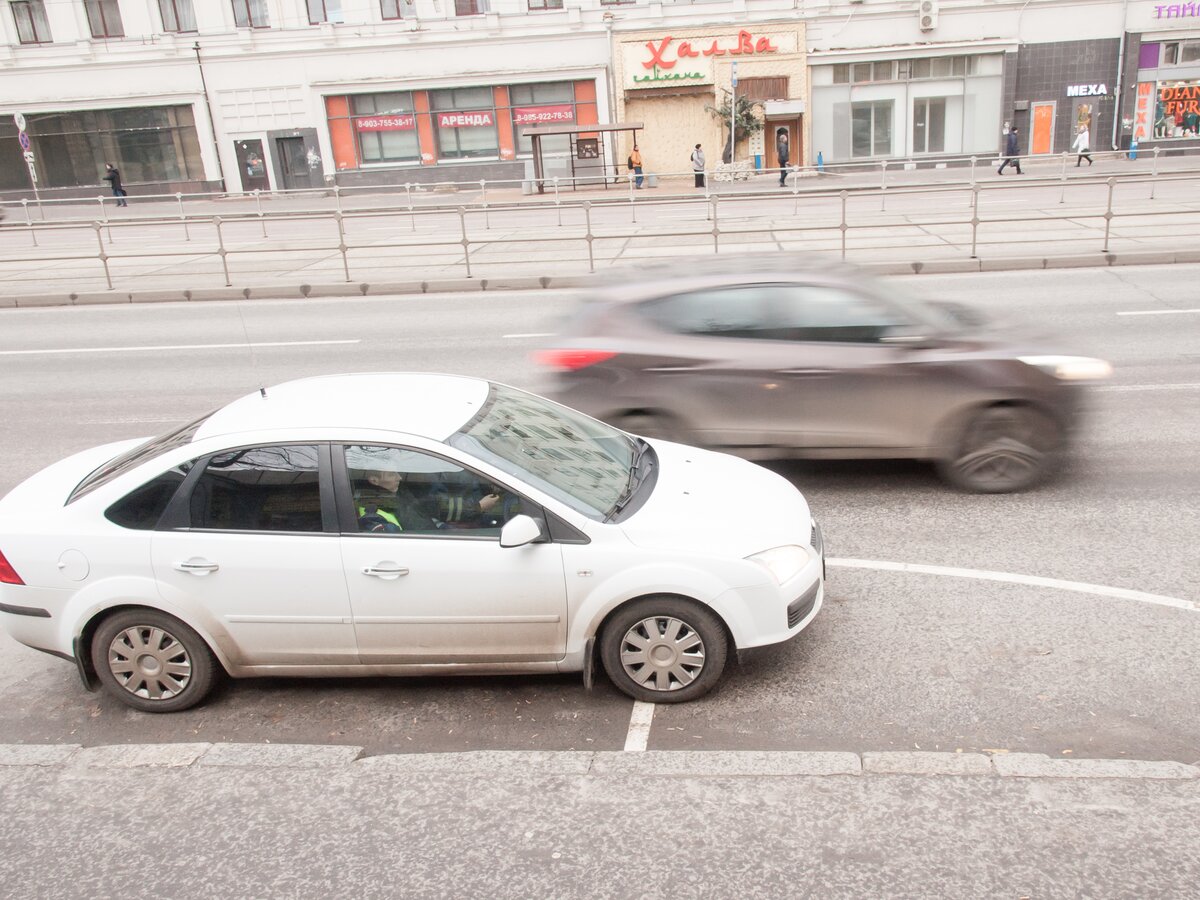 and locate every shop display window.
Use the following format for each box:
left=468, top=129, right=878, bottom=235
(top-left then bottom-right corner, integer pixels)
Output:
left=510, top=82, right=576, bottom=156
left=1156, top=81, right=1200, bottom=138
left=431, top=87, right=499, bottom=160
left=851, top=100, right=893, bottom=157
left=913, top=97, right=946, bottom=153
left=351, top=92, right=420, bottom=163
